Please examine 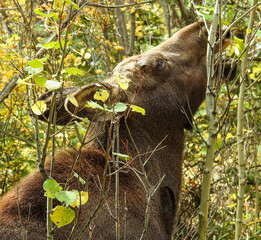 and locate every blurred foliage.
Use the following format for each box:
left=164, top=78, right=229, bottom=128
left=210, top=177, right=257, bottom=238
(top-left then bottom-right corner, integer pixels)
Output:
left=0, top=0, right=260, bottom=239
